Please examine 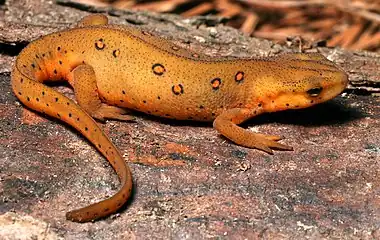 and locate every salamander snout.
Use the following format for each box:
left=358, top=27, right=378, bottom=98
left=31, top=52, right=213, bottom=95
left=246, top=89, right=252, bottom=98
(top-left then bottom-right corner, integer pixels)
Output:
left=315, top=67, right=348, bottom=103
left=262, top=60, right=348, bottom=113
